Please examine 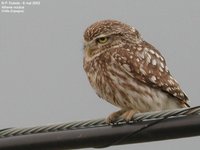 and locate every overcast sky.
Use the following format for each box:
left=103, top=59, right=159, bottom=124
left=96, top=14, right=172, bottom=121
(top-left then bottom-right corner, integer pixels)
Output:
left=0, top=0, right=200, bottom=149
